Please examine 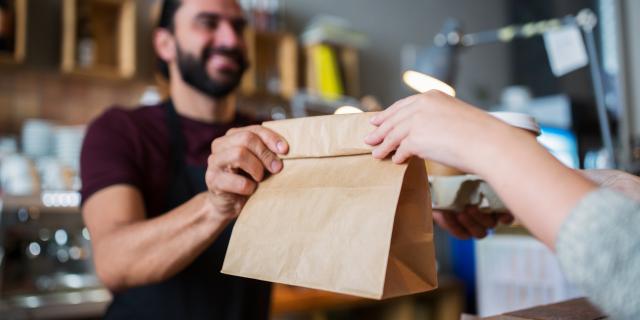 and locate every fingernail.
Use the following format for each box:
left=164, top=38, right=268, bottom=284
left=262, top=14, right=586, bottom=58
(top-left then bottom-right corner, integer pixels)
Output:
left=276, top=141, right=286, bottom=153
left=271, top=160, right=282, bottom=172
left=369, top=116, right=378, bottom=124
left=371, top=149, right=381, bottom=158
